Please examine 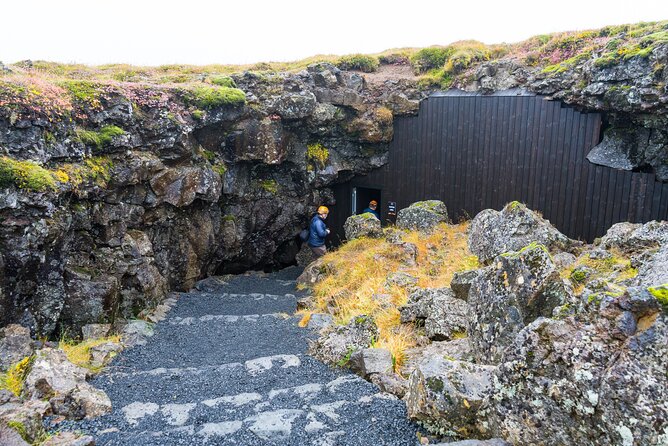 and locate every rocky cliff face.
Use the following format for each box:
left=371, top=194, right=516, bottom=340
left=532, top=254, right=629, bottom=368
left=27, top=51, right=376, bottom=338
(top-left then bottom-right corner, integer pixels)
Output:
left=460, top=41, right=668, bottom=181
left=0, top=63, right=421, bottom=336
